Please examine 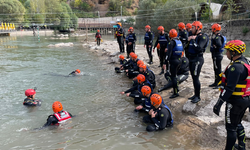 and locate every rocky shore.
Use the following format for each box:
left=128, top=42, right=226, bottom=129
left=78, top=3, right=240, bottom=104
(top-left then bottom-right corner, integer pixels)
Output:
left=83, top=39, right=250, bottom=150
